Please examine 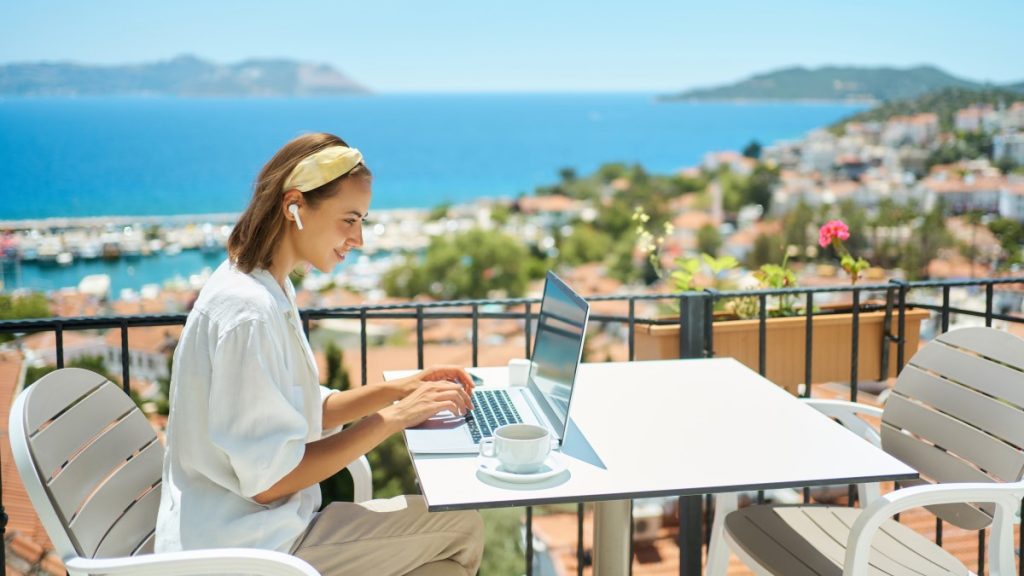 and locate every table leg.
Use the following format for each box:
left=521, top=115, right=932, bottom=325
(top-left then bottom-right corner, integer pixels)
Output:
left=679, top=495, right=703, bottom=576
left=593, top=499, right=631, bottom=575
